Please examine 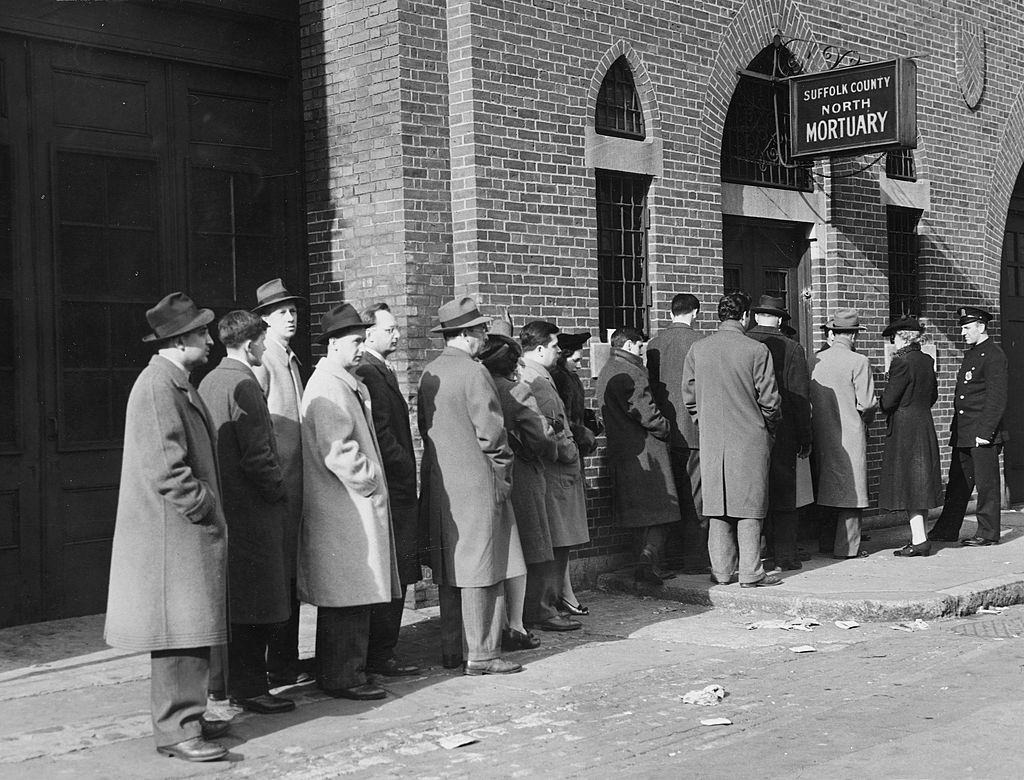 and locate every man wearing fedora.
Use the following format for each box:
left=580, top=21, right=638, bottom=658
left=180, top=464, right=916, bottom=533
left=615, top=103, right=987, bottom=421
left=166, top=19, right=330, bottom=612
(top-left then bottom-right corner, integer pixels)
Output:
left=683, top=292, right=782, bottom=588
left=929, top=306, right=1008, bottom=546
left=104, top=292, right=230, bottom=762
left=646, top=292, right=711, bottom=575
left=809, top=309, right=877, bottom=558
left=418, top=296, right=527, bottom=675
left=354, top=302, right=422, bottom=678
left=251, top=278, right=308, bottom=685
left=746, top=295, right=813, bottom=571
left=299, top=303, right=403, bottom=700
